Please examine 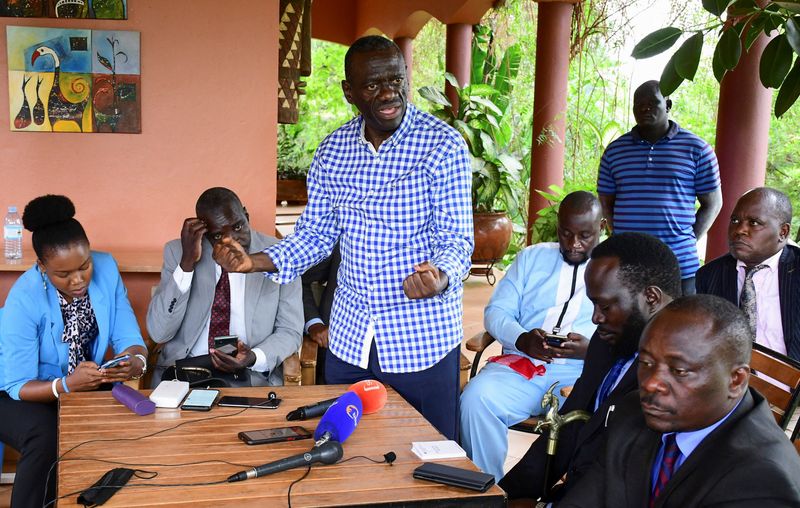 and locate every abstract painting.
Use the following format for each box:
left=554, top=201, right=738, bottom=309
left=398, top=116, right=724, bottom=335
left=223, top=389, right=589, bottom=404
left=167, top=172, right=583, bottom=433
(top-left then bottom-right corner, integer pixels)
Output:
left=7, top=26, right=140, bottom=133
left=0, top=0, right=126, bottom=19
